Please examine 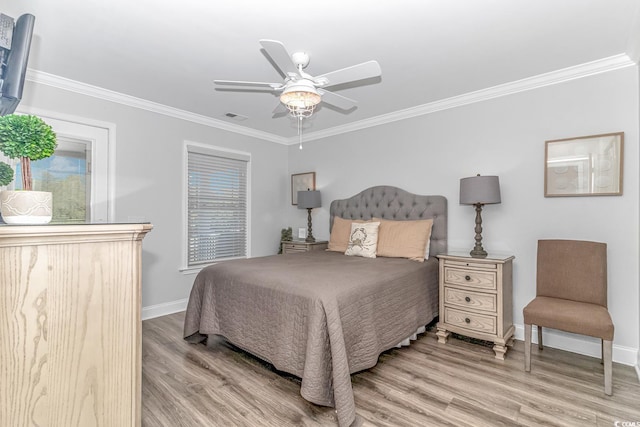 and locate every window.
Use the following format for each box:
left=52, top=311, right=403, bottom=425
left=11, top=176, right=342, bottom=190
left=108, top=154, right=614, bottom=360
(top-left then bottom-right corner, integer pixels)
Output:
left=185, top=143, right=250, bottom=268
left=15, top=137, right=90, bottom=223
left=1, top=111, right=112, bottom=223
